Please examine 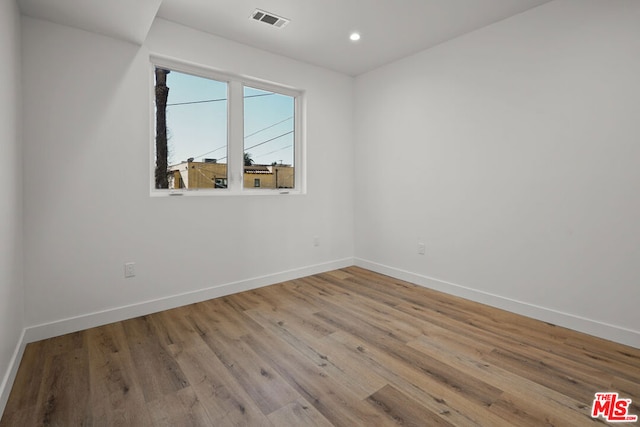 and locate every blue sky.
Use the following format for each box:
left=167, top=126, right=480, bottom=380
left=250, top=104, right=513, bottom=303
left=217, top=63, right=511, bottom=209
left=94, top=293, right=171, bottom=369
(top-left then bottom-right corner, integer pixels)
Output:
left=163, top=70, right=294, bottom=167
